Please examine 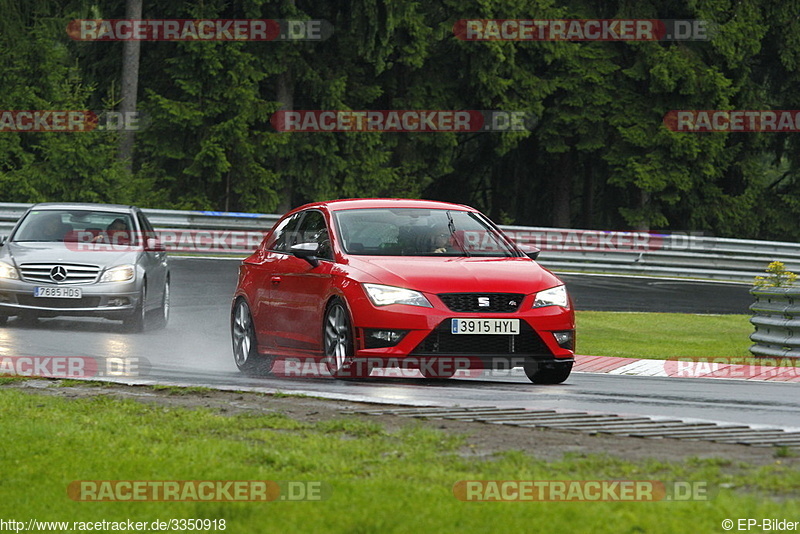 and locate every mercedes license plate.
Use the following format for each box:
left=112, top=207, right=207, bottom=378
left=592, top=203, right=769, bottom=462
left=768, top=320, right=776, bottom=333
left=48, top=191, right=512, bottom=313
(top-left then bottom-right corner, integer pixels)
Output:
left=34, top=287, right=82, bottom=298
